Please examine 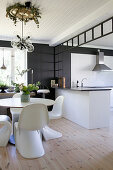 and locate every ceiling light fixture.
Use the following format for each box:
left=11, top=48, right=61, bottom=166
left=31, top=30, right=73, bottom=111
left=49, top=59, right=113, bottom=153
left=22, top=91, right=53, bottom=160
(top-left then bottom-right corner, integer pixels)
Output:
left=11, top=17, right=34, bottom=52
left=6, top=1, right=41, bottom=52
